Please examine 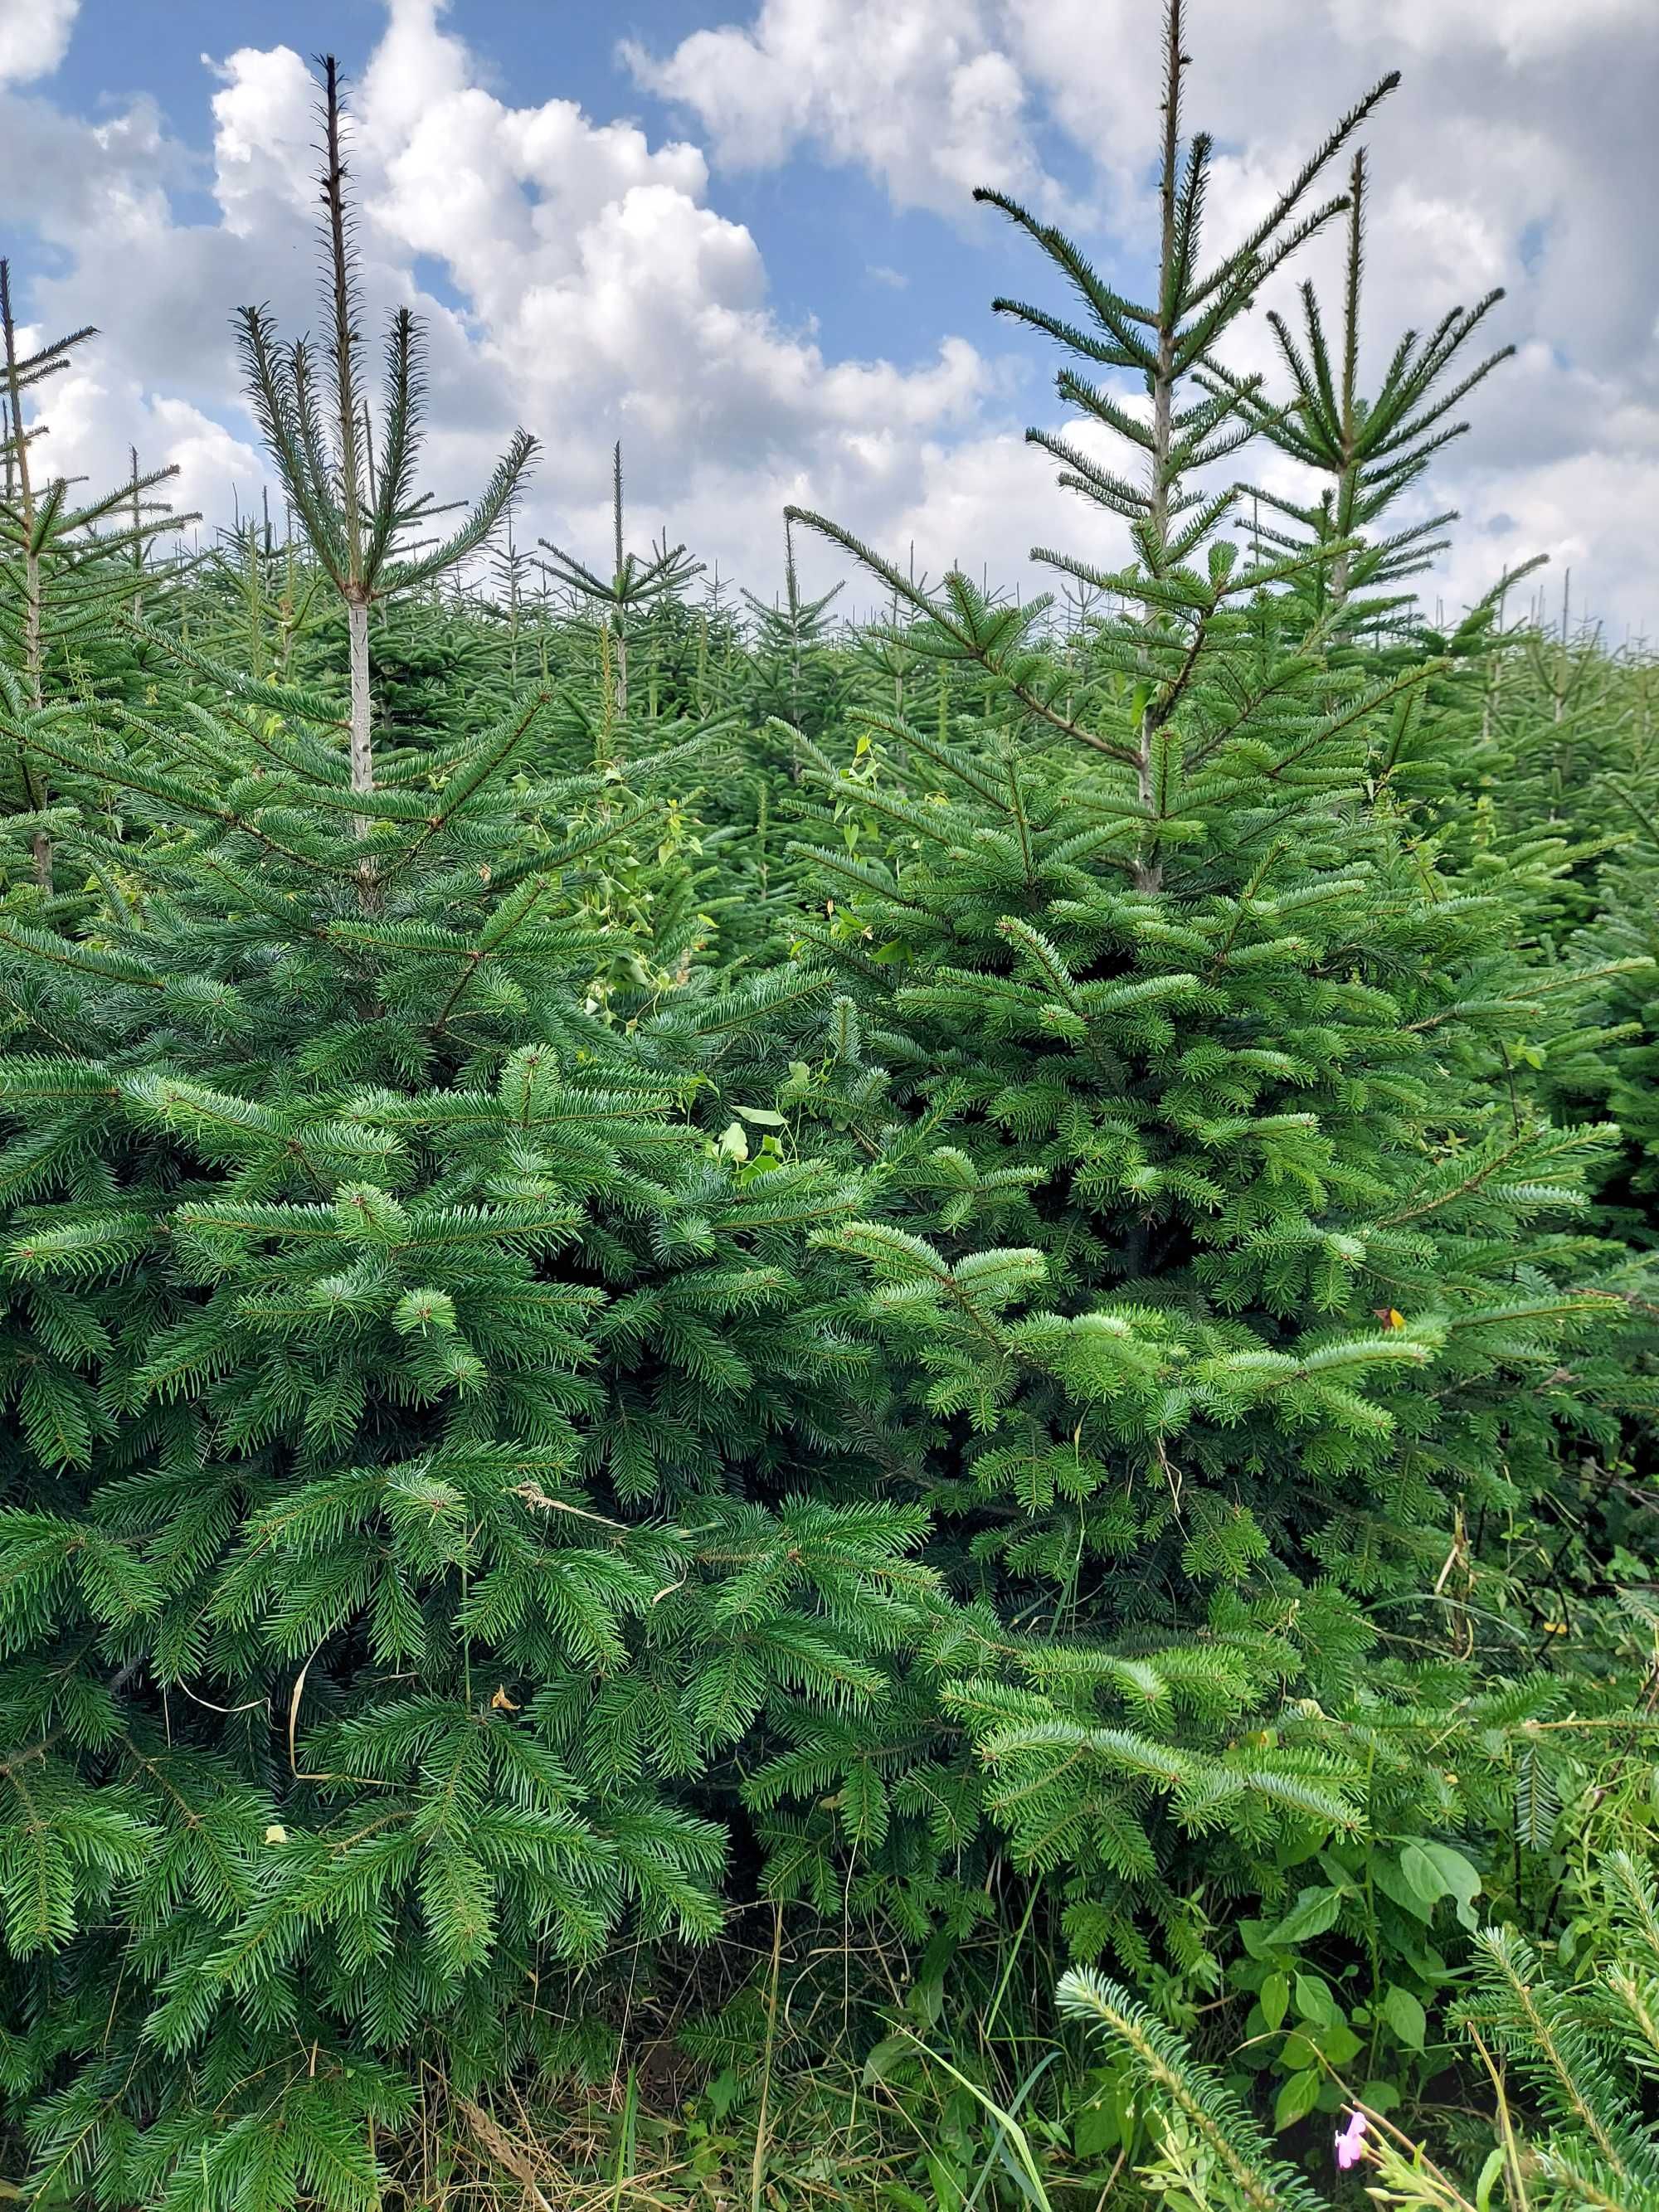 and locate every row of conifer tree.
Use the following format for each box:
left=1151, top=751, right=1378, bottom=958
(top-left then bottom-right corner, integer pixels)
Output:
left=0, top=8, right=1657, bottom=2207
